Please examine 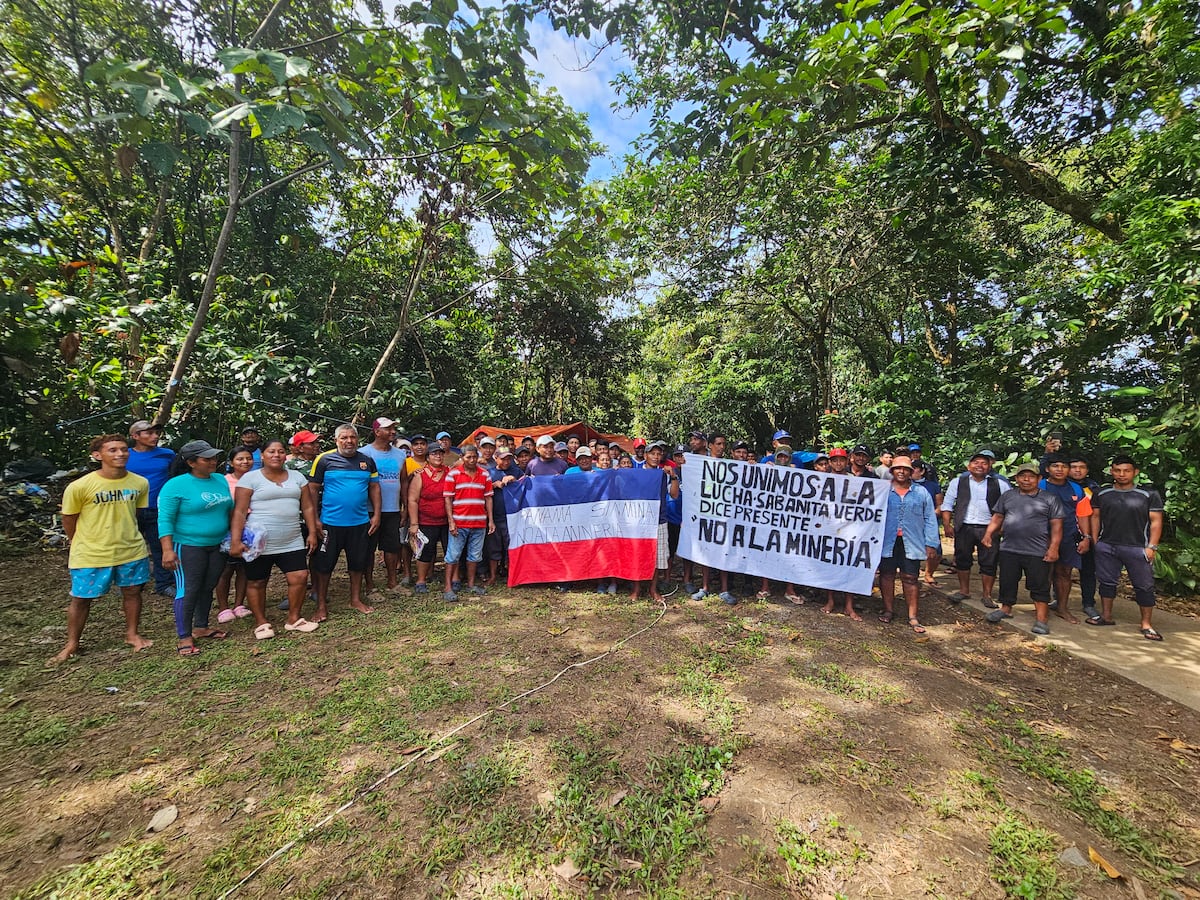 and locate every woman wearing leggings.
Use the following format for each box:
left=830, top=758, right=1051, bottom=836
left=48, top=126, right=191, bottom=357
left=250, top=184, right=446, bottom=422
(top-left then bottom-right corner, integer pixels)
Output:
left=158, top=440, right=234, bottom=655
